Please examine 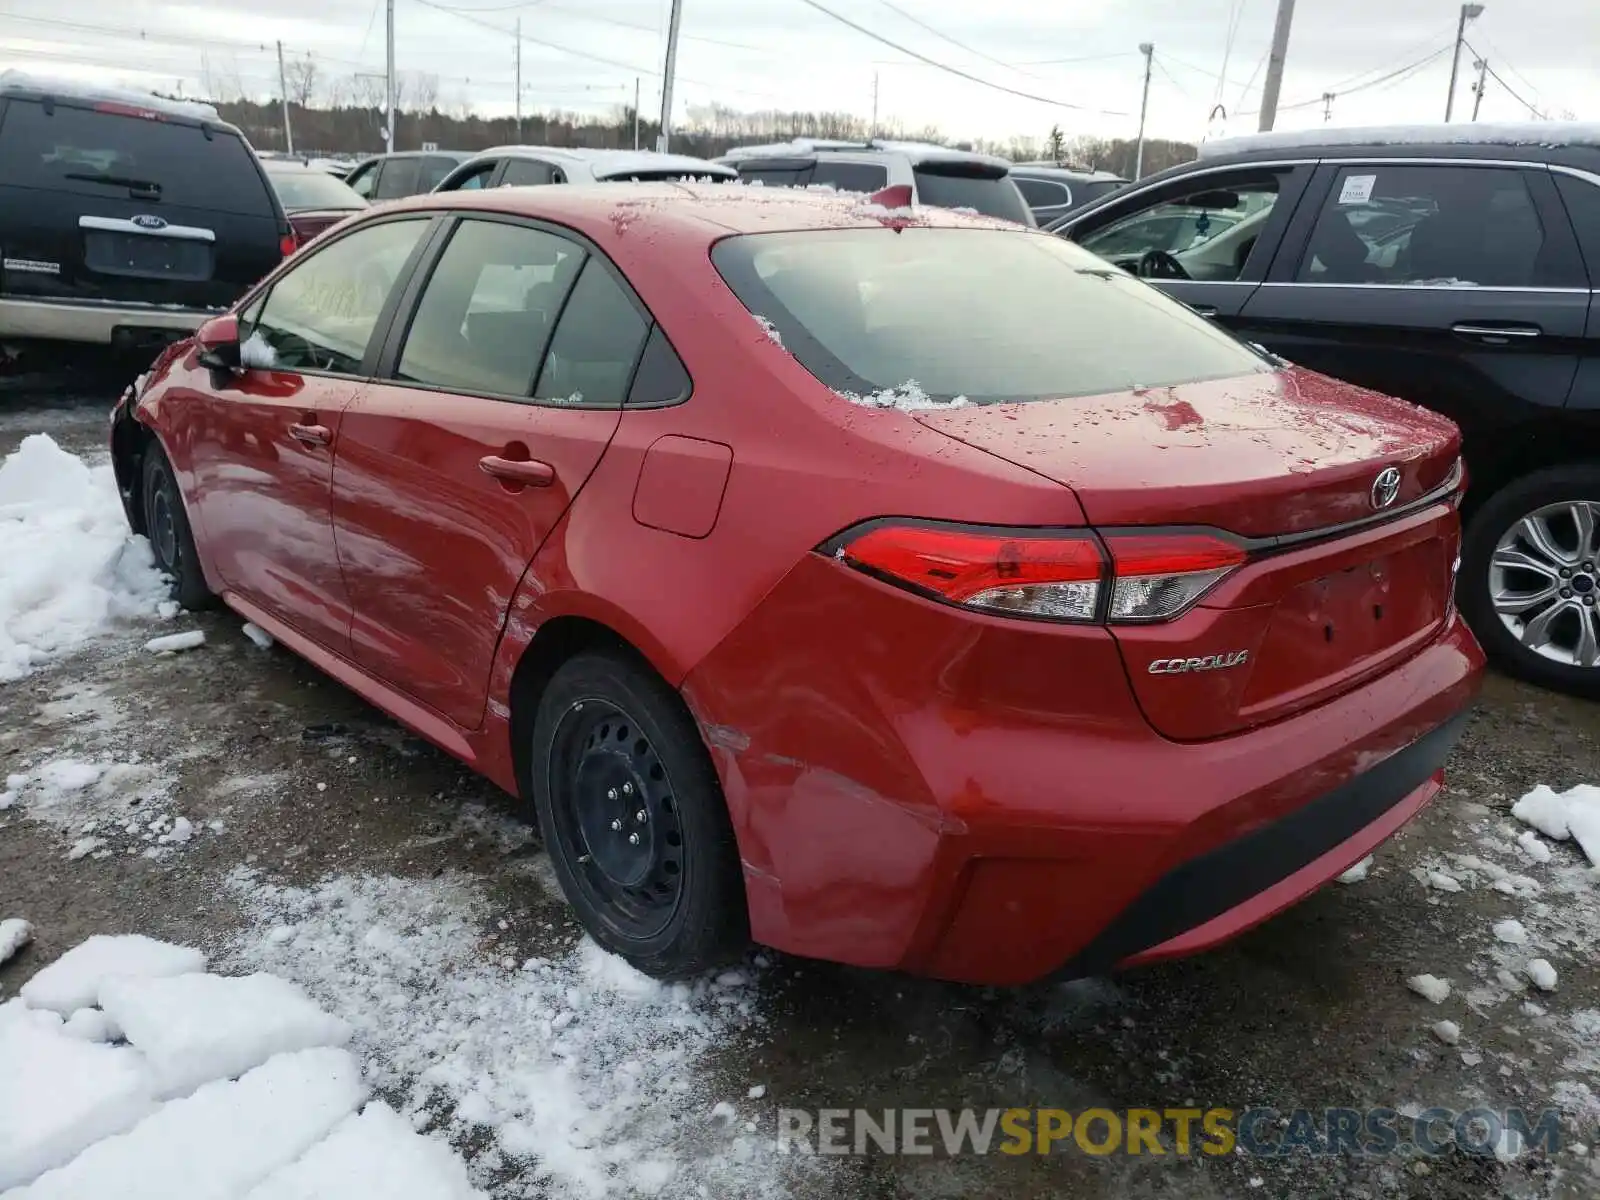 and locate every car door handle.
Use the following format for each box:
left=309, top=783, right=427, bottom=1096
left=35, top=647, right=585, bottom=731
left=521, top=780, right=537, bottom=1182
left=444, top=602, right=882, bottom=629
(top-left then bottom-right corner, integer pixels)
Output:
left=479, top=455, right=555, bottom=486
left=1190, top=304, right=1219, bottom=318
left=1451, top=323, right=1541, bottom=343
left=288, top=422, right=331, bottom=447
